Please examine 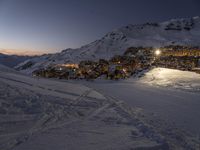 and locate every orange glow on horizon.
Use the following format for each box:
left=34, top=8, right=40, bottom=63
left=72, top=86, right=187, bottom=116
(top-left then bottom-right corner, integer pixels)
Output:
left=0, top=49, right=47, bottom=56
